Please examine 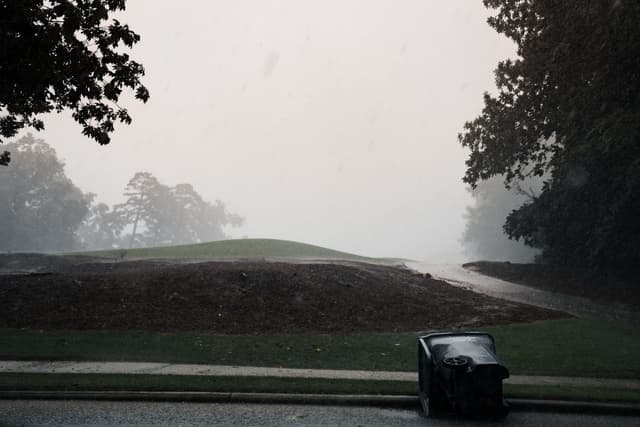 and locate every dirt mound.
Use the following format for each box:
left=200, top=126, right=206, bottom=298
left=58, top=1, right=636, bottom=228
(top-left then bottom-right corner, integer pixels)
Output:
left=0, top=259, right=567, bottom=333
